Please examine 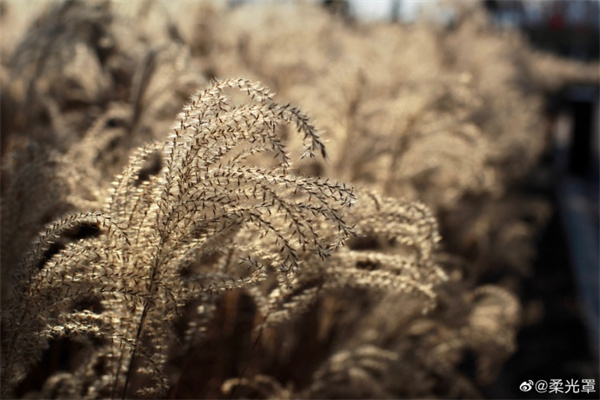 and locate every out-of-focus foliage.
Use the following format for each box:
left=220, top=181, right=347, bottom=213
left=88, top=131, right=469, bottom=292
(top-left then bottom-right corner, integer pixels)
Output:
left=1, top=0, right=597, bottom=398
